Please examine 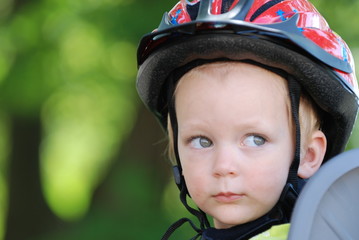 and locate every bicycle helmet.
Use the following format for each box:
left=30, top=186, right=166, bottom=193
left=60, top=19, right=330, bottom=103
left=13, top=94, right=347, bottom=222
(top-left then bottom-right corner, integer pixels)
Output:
left=137, top=0, right=358, bottom=161
left=136, top=0, right=358, bottom=238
